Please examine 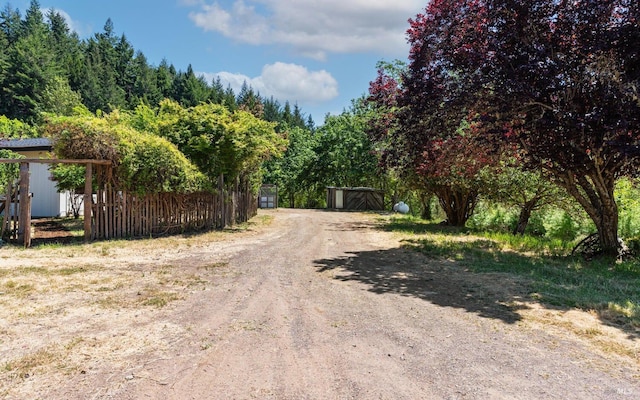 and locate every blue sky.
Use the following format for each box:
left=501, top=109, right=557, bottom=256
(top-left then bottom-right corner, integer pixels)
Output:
left=9, top=0, right=426, bottom=123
